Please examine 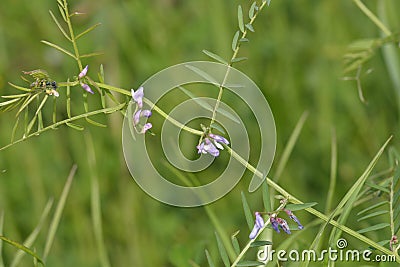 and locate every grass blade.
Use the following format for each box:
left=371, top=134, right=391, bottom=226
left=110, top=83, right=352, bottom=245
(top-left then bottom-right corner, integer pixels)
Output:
left=357, top=210, right=388, bottom=222
left=205, top=249, right=215, bottom=267
left=0, top=211, right=4, bottom=267
left=85, top=132, right=111, bottom=267
left=357, top=223, right=390, bottom=234
left=0, top=236, right=44, bottom=266
left=325, top=129, right=337, bottom=213
left=43, top=165, right=77, bottom=262
left=10, top=199, right=53, bottom=267
left=215, top=232, right=230, bottom=267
